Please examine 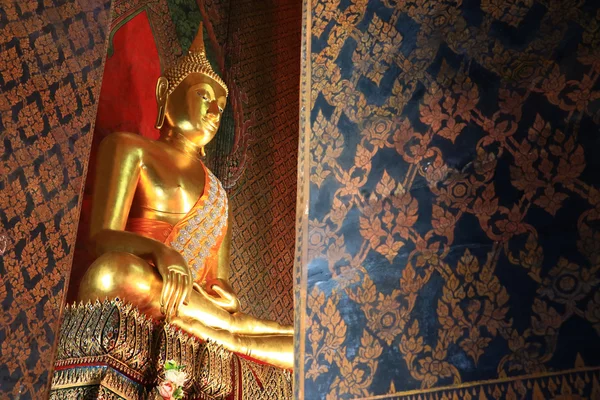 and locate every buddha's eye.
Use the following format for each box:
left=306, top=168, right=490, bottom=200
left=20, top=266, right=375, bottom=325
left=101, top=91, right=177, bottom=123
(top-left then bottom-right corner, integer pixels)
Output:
left=218, top=107, right=223, bottom=113
left=196, top=91, right=209, bottom=101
